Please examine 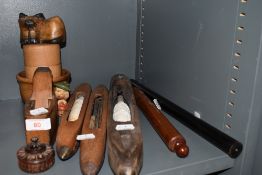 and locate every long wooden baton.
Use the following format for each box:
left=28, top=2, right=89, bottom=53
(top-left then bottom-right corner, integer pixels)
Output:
left=131, top=79, right=243, bottom=158
left=133, top=87, right=189, bottom=157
